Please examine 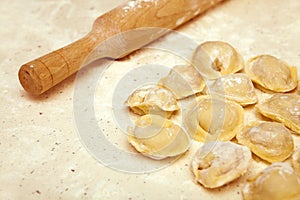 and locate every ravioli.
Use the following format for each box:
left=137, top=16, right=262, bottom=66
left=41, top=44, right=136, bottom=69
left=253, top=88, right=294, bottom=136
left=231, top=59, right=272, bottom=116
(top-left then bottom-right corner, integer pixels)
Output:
left=184, top=95, right=244, bottom=142
left=292, top=148, right=300, bottom=175
left=128, top=114, right=190, bottom=160
left=237, top=121, right=294, bottom=163
left=191, top=41, right=244, bottom=79
left=245, top=55, right=298, bottom=92
left=256, top=93, right=300, bottom=134
left=207, top=73, right=257, bottom=106
left=126, top=85, right=179, bottom=118
left=191, top=141, right=251, bottom=189
left=242, top=163, right=300, bottom=200
left=159, top=65, right=206, bottom=99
